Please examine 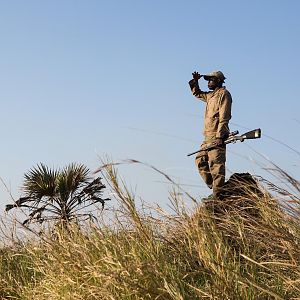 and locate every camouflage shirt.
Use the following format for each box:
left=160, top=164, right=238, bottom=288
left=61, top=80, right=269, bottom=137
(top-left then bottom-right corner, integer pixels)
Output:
left=189, top=79, right=232, bottom=141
